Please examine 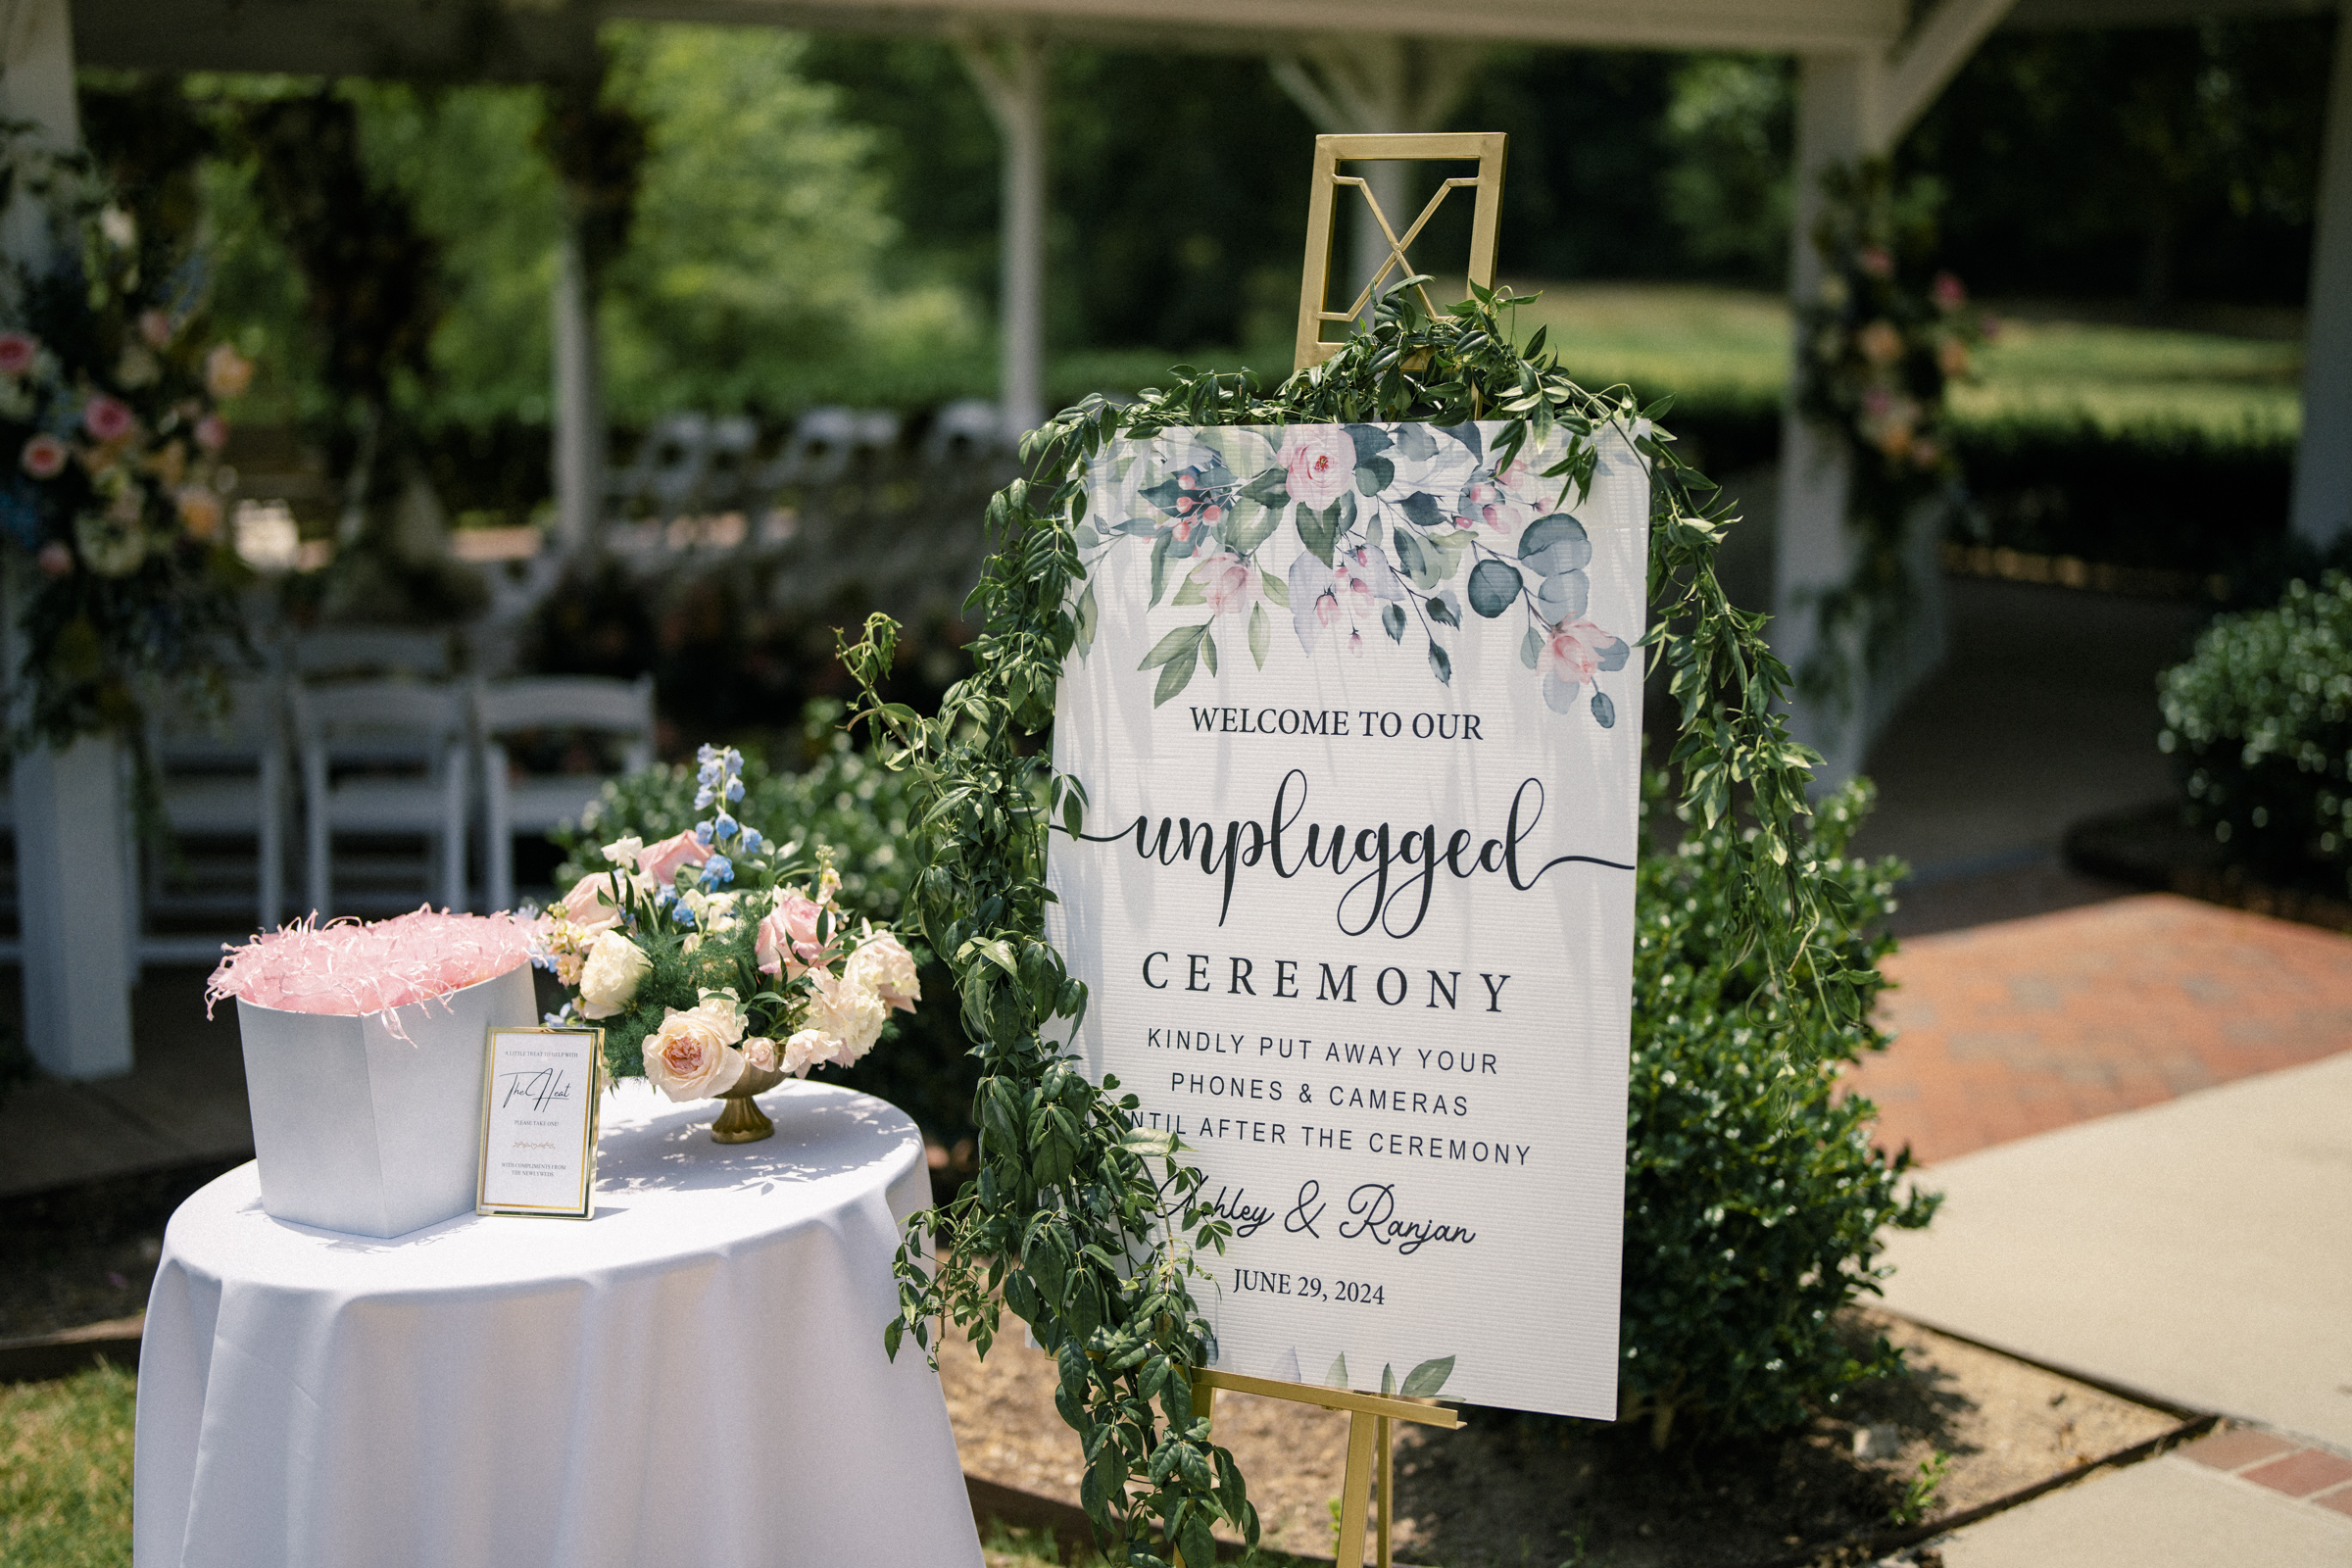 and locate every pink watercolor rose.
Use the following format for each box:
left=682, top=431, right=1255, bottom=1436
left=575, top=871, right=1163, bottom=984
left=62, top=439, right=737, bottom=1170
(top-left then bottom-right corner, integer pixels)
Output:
left=1189, top=549, right=1258, bottom=616
left=1280, top=425, right=1352, bottom=510
left=636, top=829, right=711, bottom=887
